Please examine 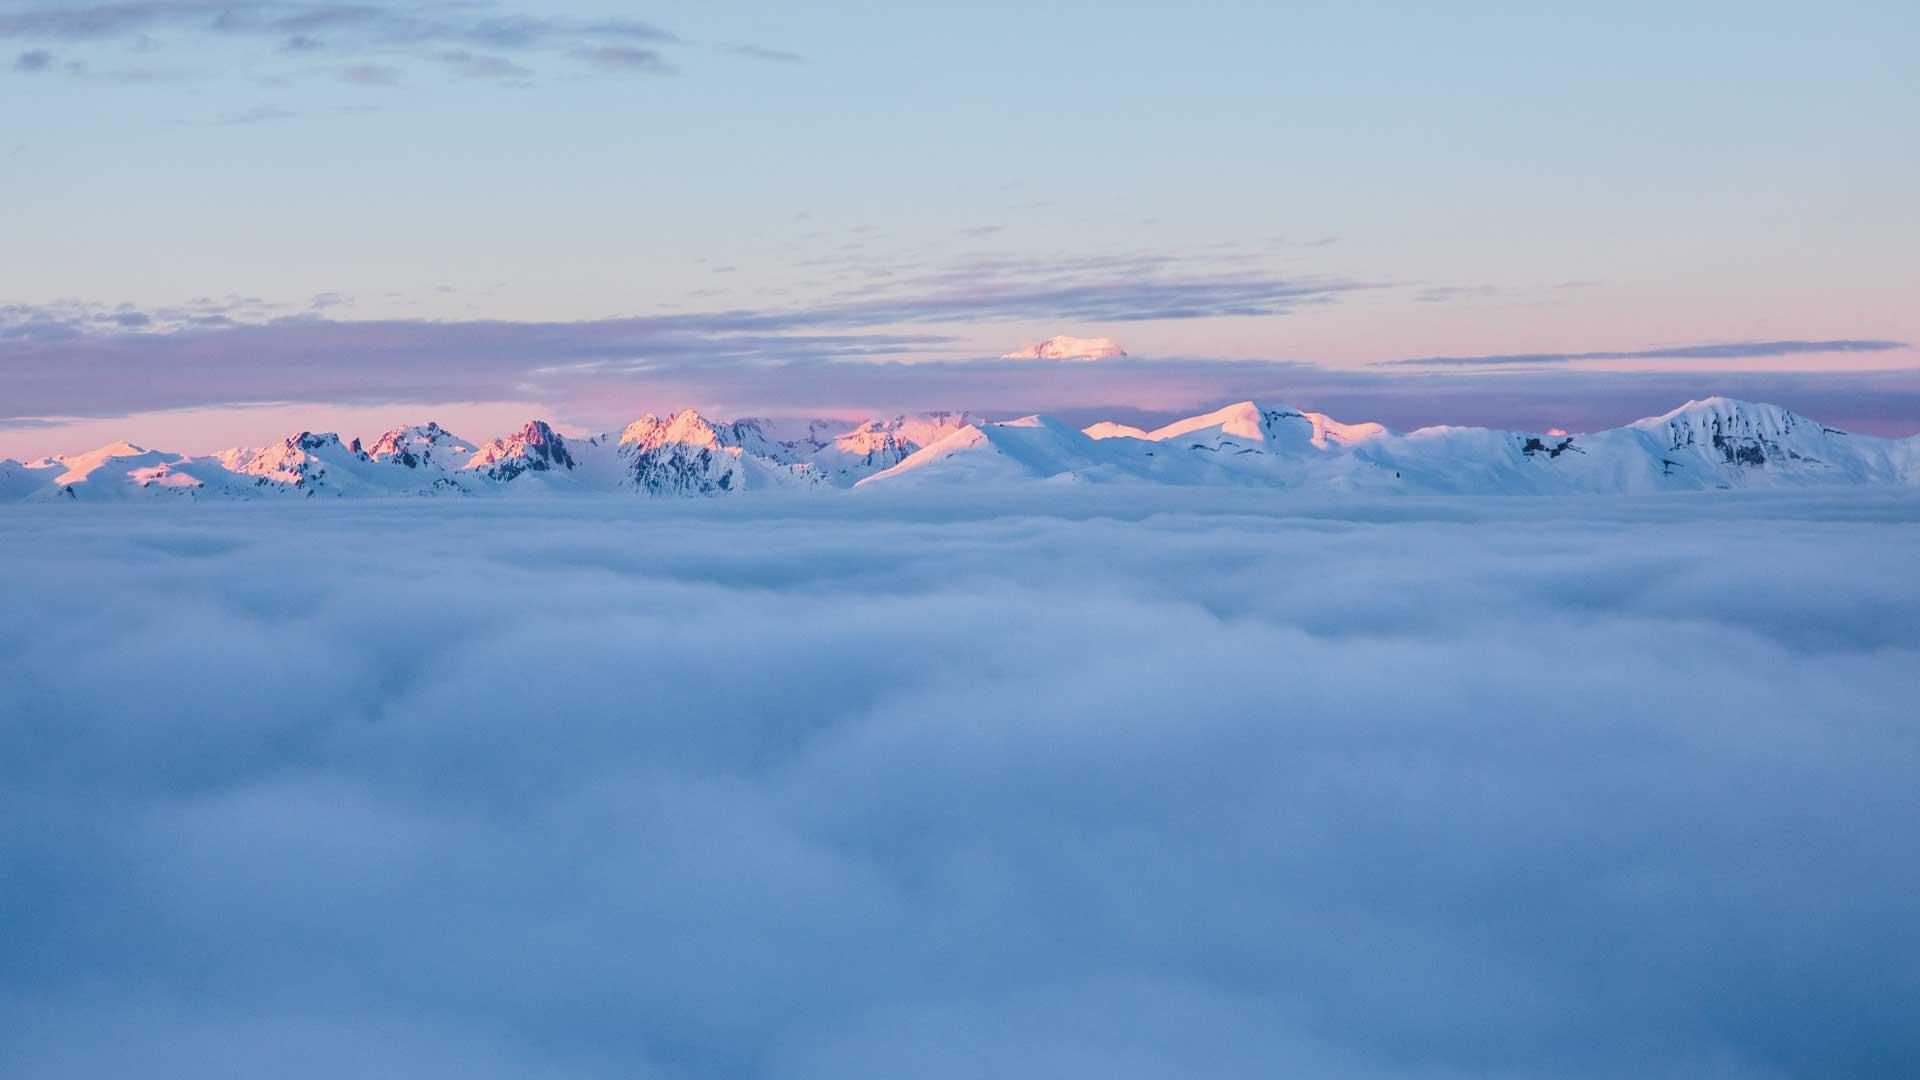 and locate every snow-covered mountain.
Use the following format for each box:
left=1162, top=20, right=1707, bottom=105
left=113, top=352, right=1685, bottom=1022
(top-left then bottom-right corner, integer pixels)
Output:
left=860, top=398, right=1920, bottom=493
left=361, top=422, right=478, bottom=472
left=595, top=411, right=824, bottom=495
left=466, top=421, right=577, bottom=486
left=1001, top=335, right=1128, bottom=361
left=5, top=398, right=1915, bottom=503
